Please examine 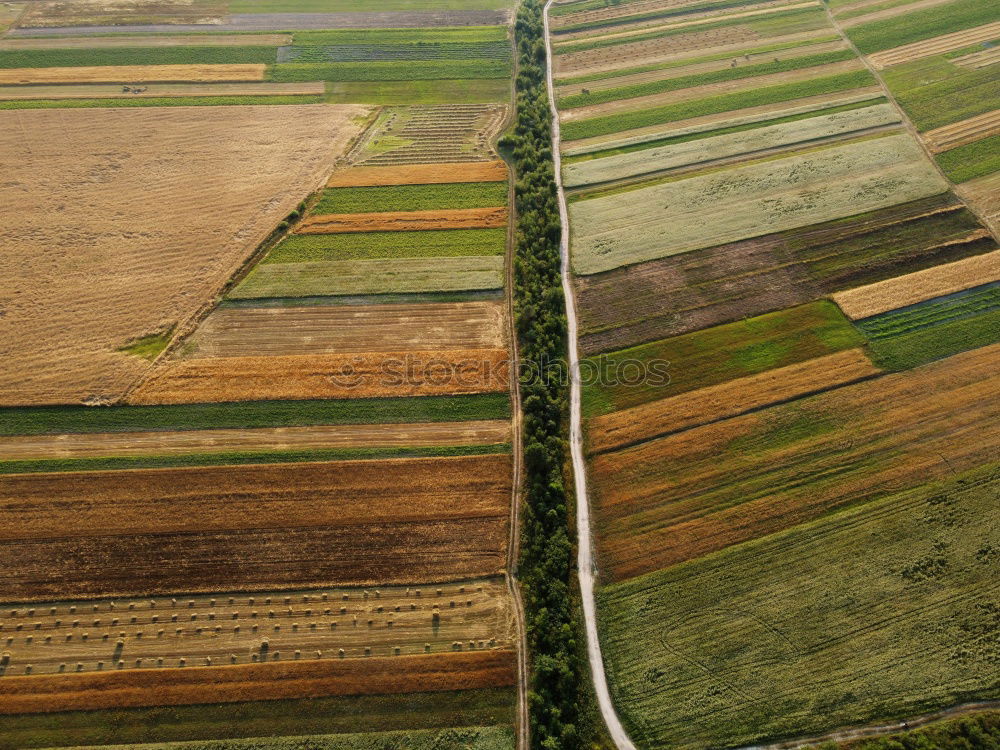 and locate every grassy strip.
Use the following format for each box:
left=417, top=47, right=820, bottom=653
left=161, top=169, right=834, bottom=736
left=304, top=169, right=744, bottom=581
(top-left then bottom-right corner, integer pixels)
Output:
left=312, top=182, right=508, bottom=214
left=291, top=27, right=510, bottom=45
left=265, top=228, right=507, bottom=262
left=0, top=46, right=276, bottom=68
left=270, top=60, right=511, bottom=81
left=0, top=443, right=512, bottom=475
left=936, top=133, right=1000, bottom=183
left=883, top=56, right=999, bottom=131
left=559, top=49, right=857, bottom=108
left=0, top=95, right=322, bottom=110
left=0, top=688, right=516, bottom=750
left=0, top=394, right=512, bottom=436
left=844, top=712, right=1000, bottom=749
left=581, top=300, right=866, bottom=416
left=845, top=0, right=1000, bottom=53
left=564, top=98, right=883, bottom=162
left=322, top=79, right=511, bottom=105
left=561, top=69, right=875, bottom=140
left=555, top=36, right=839, bottom=86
